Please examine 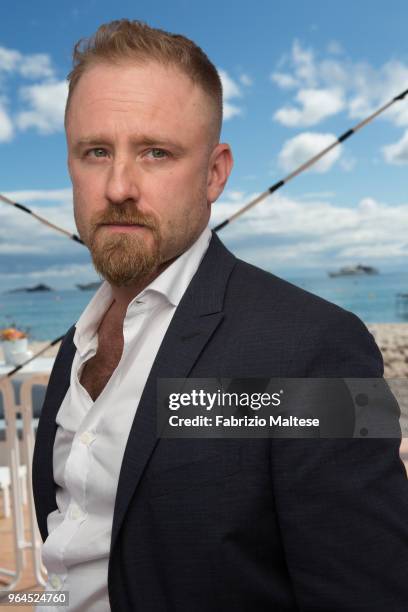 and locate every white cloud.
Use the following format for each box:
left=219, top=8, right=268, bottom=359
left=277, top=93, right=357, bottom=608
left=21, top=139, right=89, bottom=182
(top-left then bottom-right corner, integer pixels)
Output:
left=0, top=99, right=13, bottom=141
left=219, top=68, right=243, bottom=120
left=0, top=45, right=60, bottom=141
left=0, top=242, right=45, bottom=255
left=19, top=54, right=54, bottom=79
left=4, top=188, right=73, bottom=203
left=278, top=132, right=341, bottom=173
left=270, top=72, right=299, bottom=89
left=0, top=188, right=76, bottom=256
left=0, top=45, right=55, bottom=79
left=327, top=41, right=343, bottom=55
left=16, top=80, right=68, bottom=134
left=382, top=130, right=408, bottom=165
left=274, top=87, right=344, bottom=127
left=0, top=186, right=95, bottom=290
left=219, top=69, right=241, bottom=98
left=272, top=40, right=408, bottom=129
left=0, top=46, right=21, bottom=72
left=211, top=191, right=408, bottom=269
left=9, top=263, right=94, bottom=279
left=223, top=102, right=241, bottom=120
left=345, top=60, right=408, bottom=127
left=318, top=59, right=349, bottom=89
left=239, top=73, right=253, bottom=87
left=1, top=186, right=408, bottom=283
left=358, top=197, right=379, bottom=212
left=292, top=40, right=317, bottom=86
left=225, top=190, right=245, bottom=202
